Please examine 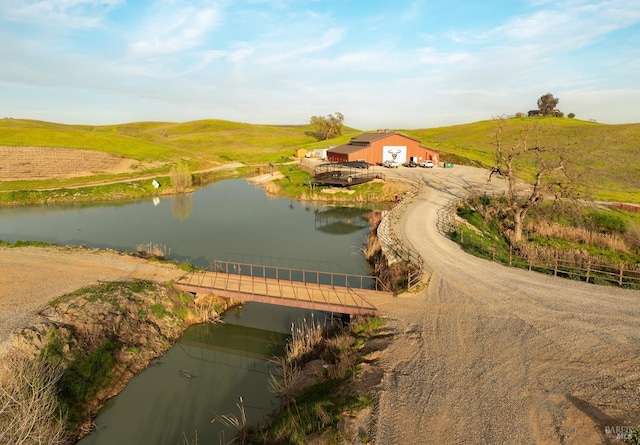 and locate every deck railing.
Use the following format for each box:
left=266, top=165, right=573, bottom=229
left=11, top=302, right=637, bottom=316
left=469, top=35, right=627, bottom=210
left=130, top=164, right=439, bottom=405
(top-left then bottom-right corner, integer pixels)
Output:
left=201, top=260, right=392, bottom=293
